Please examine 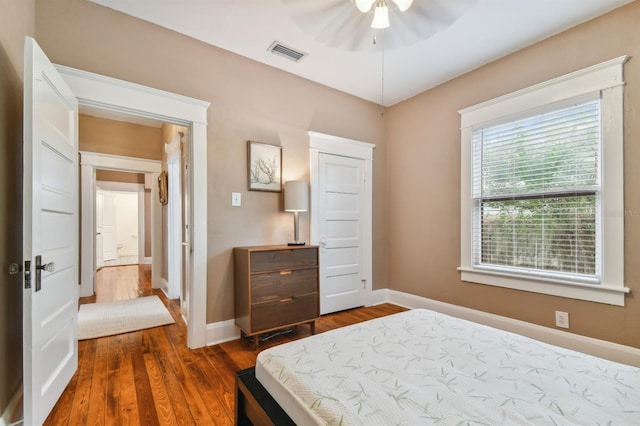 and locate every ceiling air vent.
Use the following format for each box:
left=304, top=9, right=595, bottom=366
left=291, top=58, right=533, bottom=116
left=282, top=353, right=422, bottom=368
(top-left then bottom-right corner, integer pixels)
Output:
left=268, top=41, right=307, bottom=62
